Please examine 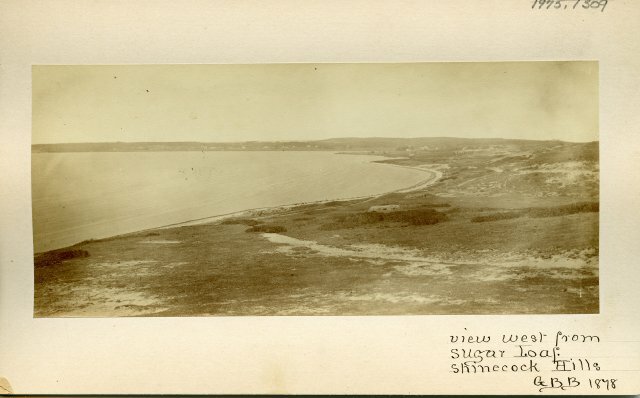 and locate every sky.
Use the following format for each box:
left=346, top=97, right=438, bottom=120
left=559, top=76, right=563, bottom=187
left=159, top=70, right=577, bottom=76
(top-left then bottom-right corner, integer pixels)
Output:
left=32, top=62, right=598, bottom=144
